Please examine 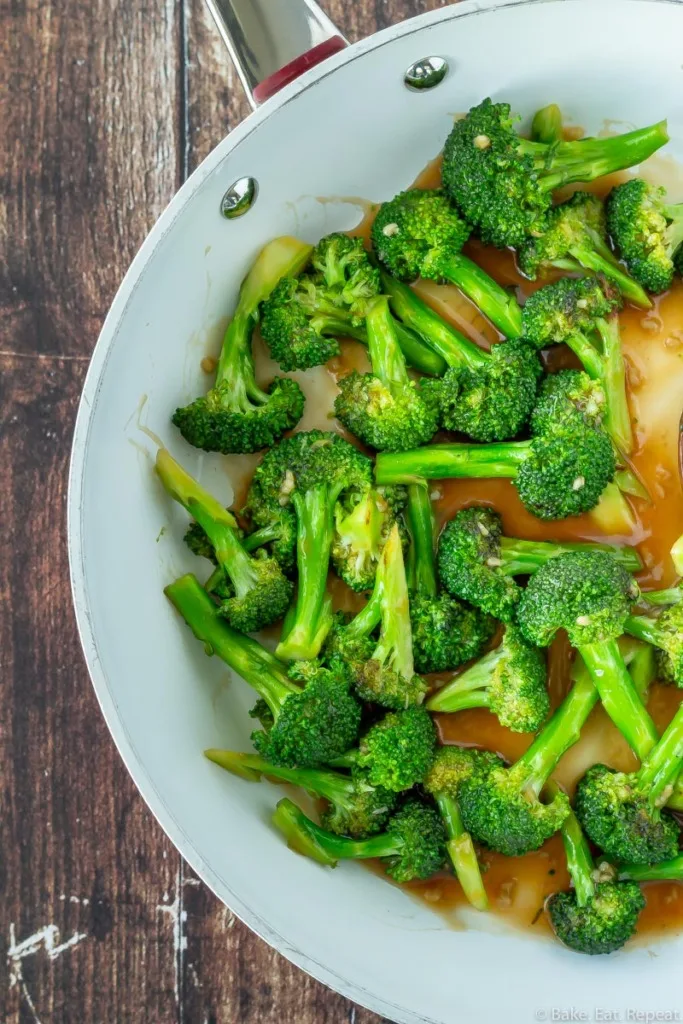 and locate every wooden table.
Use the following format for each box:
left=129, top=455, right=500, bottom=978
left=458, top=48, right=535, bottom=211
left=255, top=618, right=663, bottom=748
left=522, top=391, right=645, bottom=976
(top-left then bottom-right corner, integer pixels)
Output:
left=0, top=0, right=451, bottom=1020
